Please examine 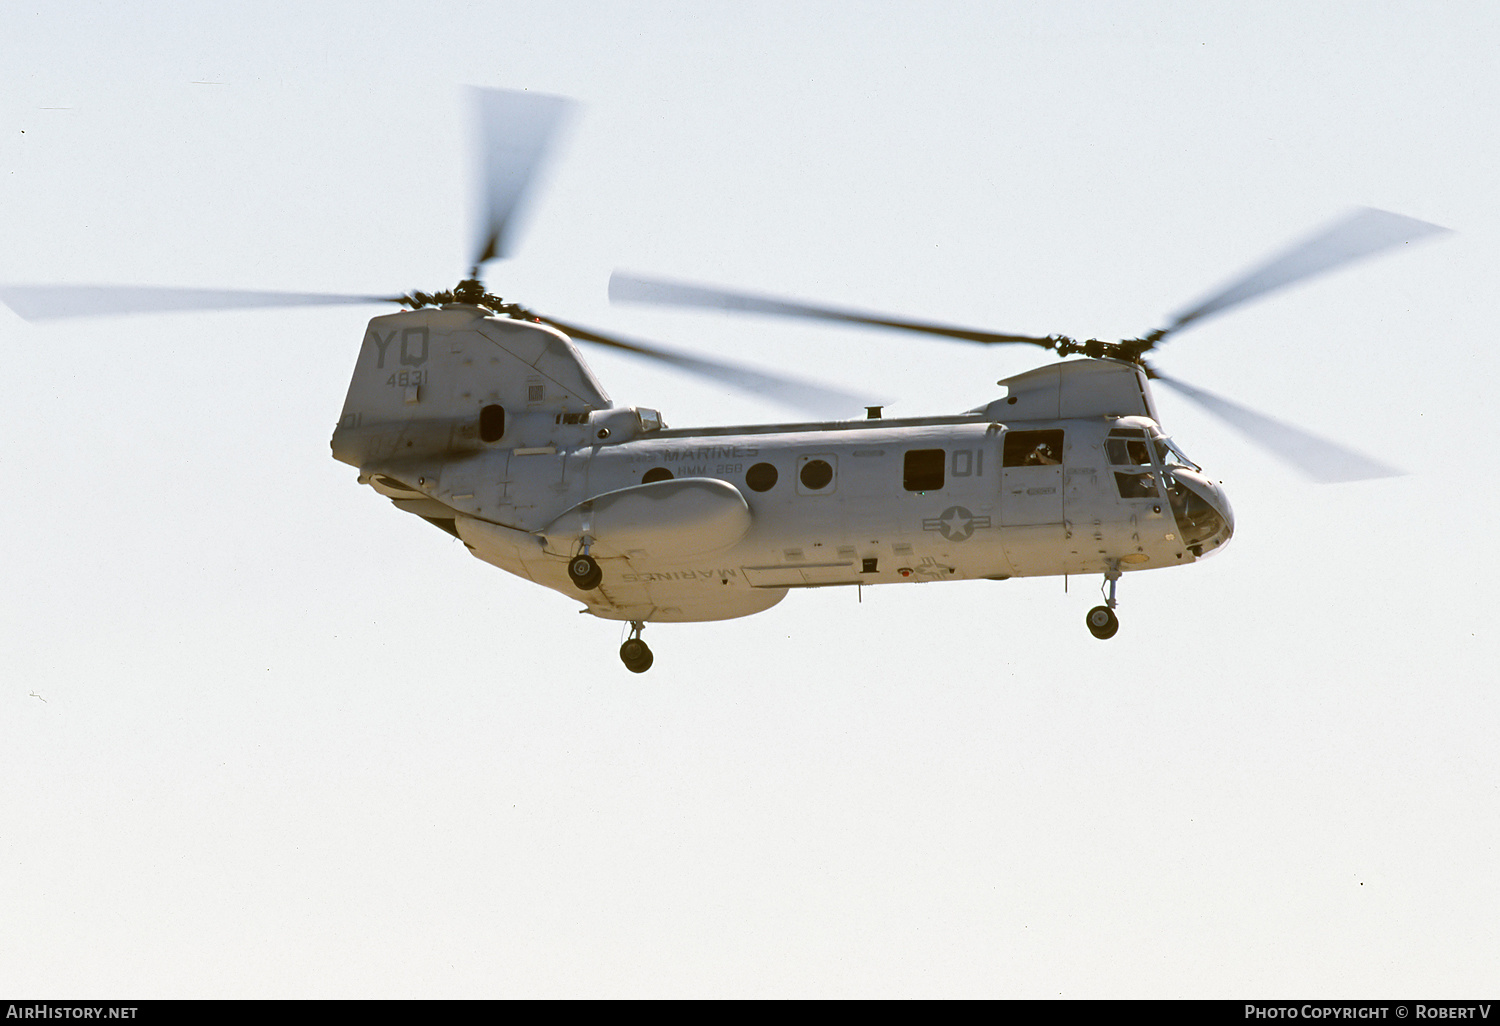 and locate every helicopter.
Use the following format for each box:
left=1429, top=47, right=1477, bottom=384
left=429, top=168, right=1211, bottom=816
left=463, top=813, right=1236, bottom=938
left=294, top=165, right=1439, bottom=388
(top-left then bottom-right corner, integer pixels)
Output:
left=0, top=89, right=1450, bottom=673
